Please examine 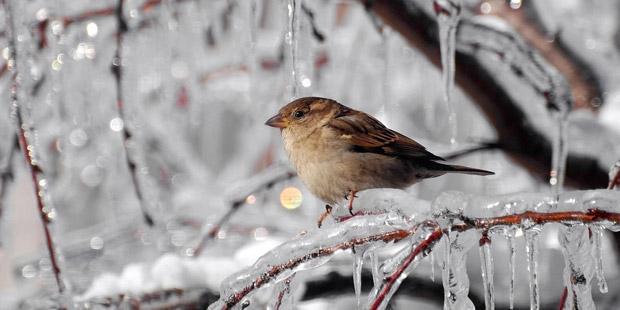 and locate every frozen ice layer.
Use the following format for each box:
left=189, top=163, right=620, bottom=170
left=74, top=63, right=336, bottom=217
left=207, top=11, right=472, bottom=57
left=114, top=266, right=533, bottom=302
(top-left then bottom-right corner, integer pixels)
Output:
left=209, top=212, right=413, bottom=310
